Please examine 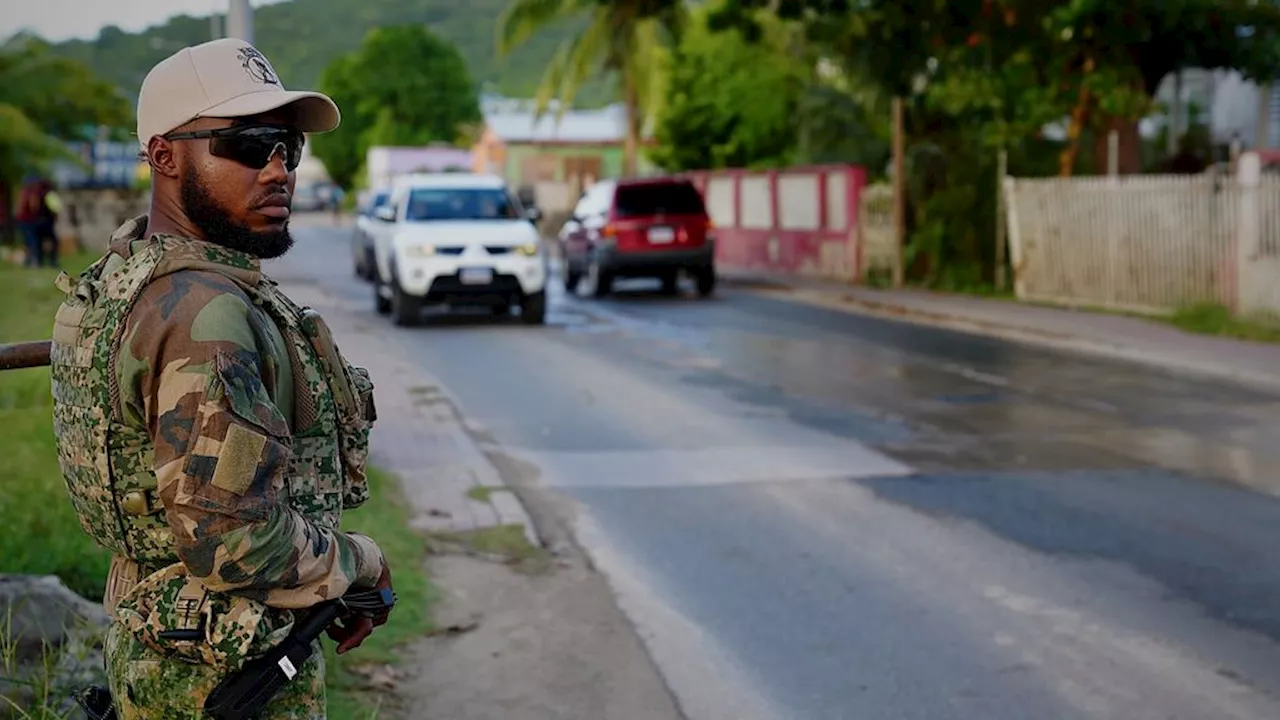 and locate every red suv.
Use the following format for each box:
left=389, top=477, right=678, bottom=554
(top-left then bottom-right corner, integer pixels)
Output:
left=559, top=177, right=716, bottom=298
